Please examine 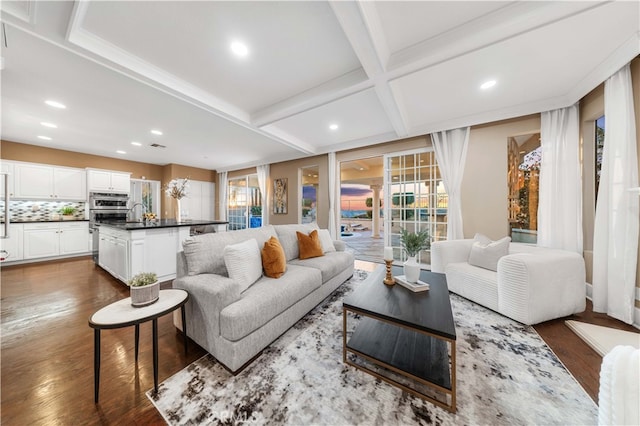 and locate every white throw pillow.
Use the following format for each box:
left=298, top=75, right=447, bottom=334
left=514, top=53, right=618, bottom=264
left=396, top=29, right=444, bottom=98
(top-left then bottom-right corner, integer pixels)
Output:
left=223, top=238, right=263, bottom=292
left=317, top=229, right=336, bottom=253
left=468, top=235, right=511, bottom=271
